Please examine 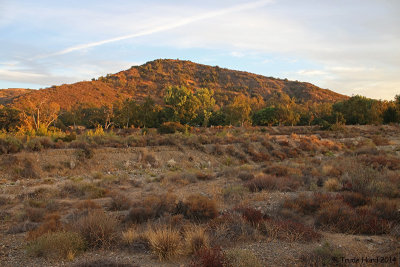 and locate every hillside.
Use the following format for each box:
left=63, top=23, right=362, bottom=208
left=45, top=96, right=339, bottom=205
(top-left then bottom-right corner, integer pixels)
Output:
left=4, top=59, right=348, bottom=110
left=0, top=88, right=32, bottom=105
